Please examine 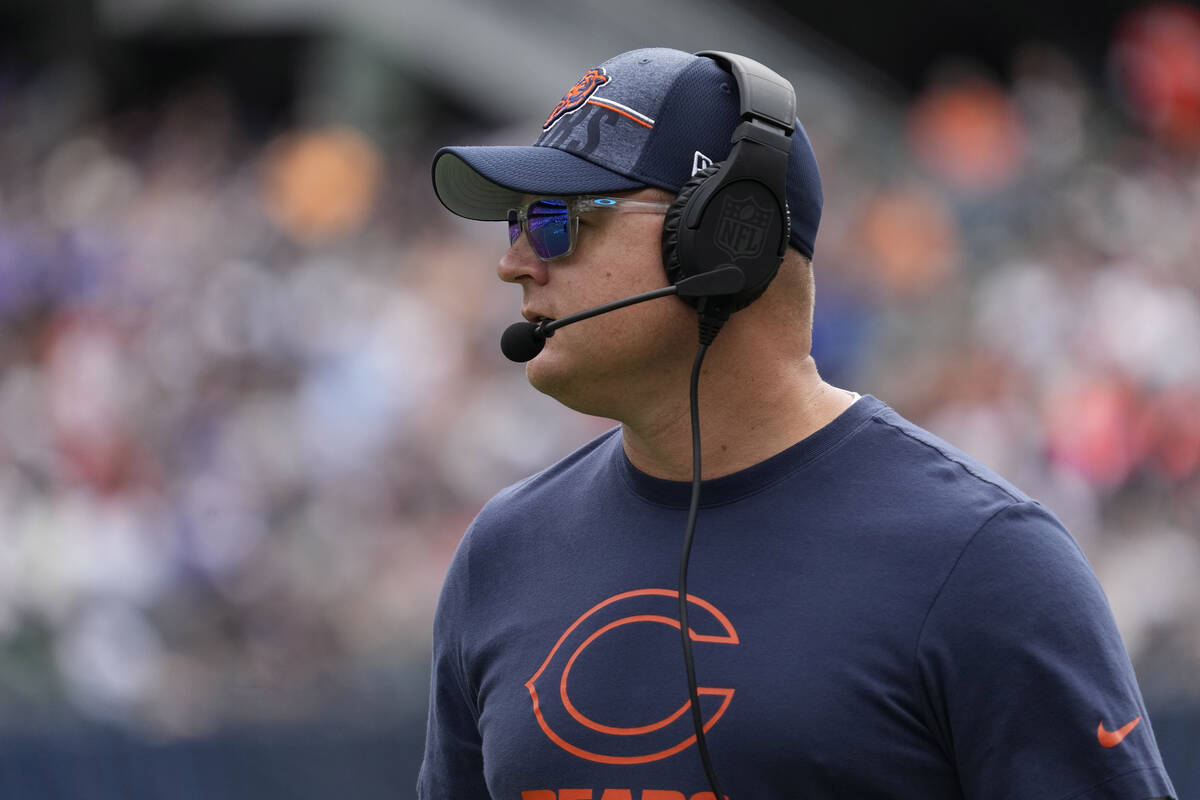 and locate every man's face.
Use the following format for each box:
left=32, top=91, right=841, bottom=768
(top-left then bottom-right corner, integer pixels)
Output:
left=497, top=188, right=695, bottom=418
